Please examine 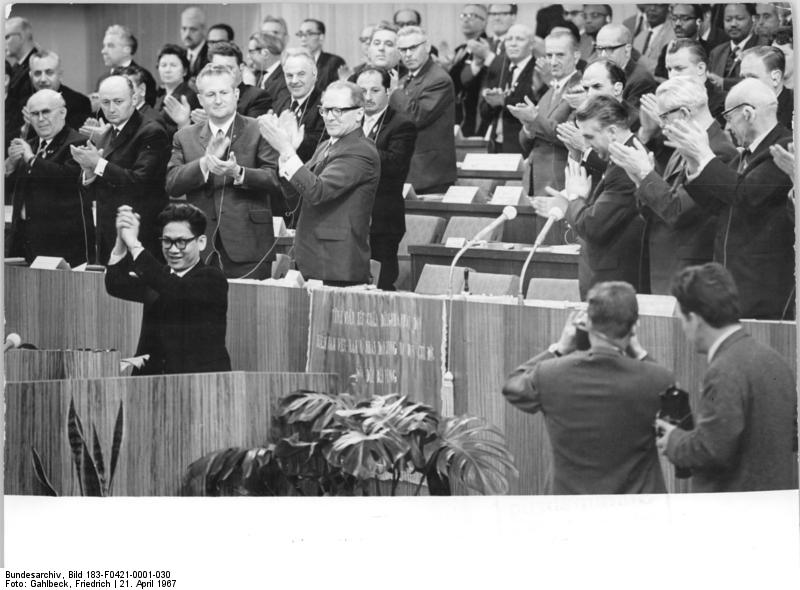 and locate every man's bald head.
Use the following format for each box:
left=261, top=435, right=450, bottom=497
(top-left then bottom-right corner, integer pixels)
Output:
left=727, top=77, right=778, bottom=110
left=26, top=88, right=66, bottom=140
left=724, top=78, right=778, bottom=144
left=98, top=75, right=137, bottom=126
left=597, top=23, right=632, bottom=45
left=595, top=24, right=632, bottom=68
